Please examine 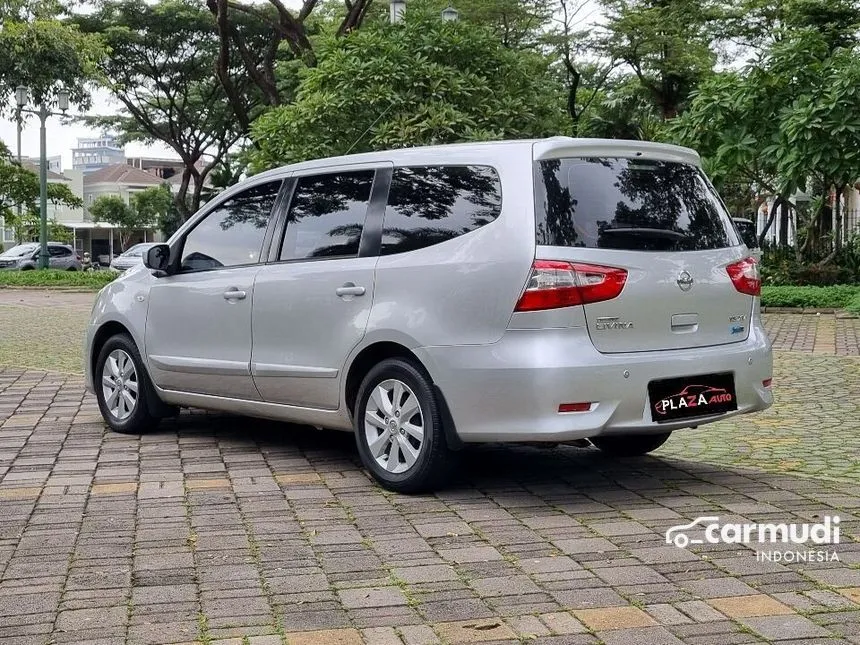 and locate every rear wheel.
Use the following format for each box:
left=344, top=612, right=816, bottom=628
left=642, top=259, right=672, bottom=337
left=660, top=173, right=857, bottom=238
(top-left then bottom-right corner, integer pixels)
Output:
left=591, top=432, right=671, bottom=457
left=354, top=358, right=452, bottom=493
left=95, top=334, right=161, bottom=434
